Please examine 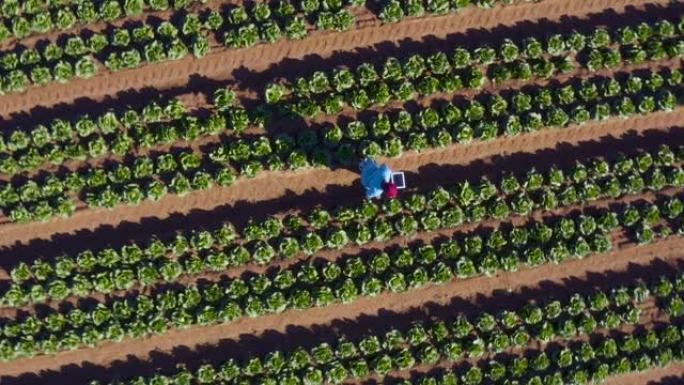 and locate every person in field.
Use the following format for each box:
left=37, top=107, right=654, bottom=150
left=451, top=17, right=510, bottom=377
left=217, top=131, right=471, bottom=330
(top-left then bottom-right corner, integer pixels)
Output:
left=359, top=158, right=398, bottom=199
